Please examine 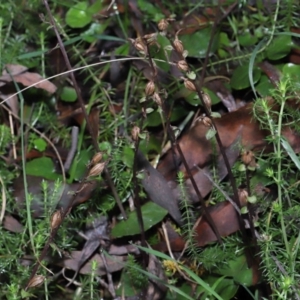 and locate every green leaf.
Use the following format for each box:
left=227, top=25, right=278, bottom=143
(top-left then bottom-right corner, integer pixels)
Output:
left=217, top=254, right=253, bottom=286
left=69, top=149, right=93, bottom=181
left=25, top=157, right=61, bottom=180
left=111, top=202, right=168, bottom=238
left=255, top=74, right=275, bottom=97
left=60, top=87, right=77, bottom=102
left=238, top=30, right=258, bottom=47
left=230, top=65, right=261, bottom=90
left=65, top=2, right=92, bottom=28
left=180, top=28, right=219, bottom=58
left=33, top=138, right=47, bottom=152
left=266, top=35, right=292, bottom=60
left=198, top=276, right=238, bottom=300
left=281, top=137, right=300, bottom=171
left=122, top=146, right=134, bottom=168
left=282, top=63, right=300, bottom=89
